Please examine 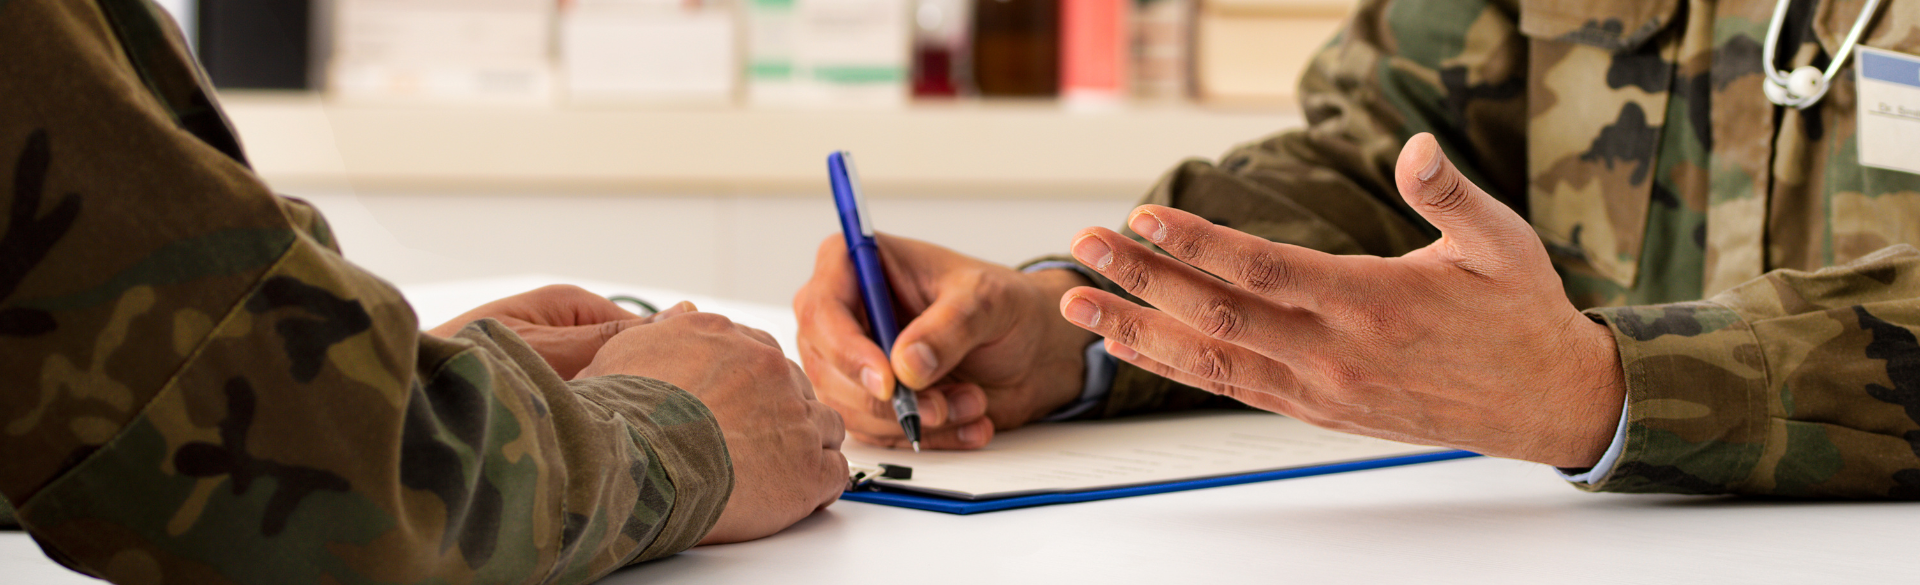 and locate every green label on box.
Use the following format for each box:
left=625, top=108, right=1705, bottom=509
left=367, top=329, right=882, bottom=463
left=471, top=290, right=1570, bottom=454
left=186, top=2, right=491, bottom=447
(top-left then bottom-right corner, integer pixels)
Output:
left=749, top=61, right=795, bottom=80
left=812, top=66, right=905, bottom=84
